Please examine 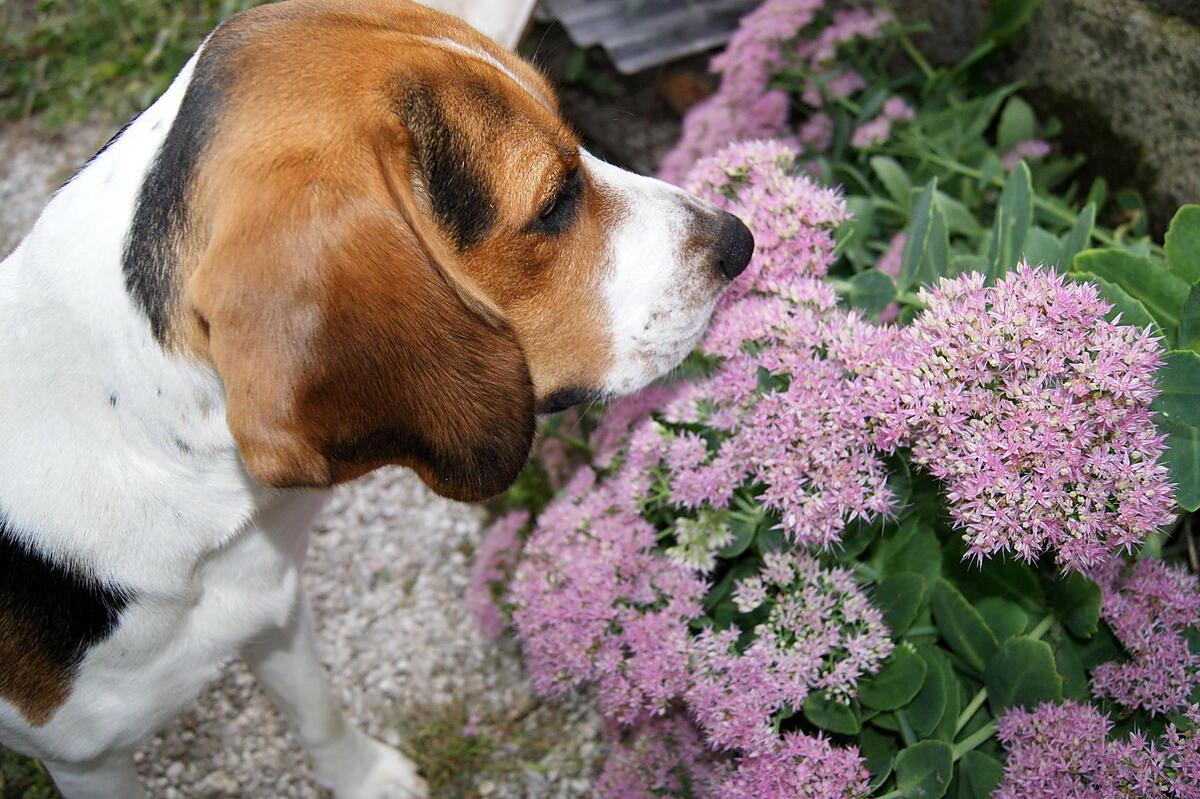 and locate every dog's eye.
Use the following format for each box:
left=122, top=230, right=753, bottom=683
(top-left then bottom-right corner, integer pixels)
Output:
left=530, top=168, right=582, bottom=235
